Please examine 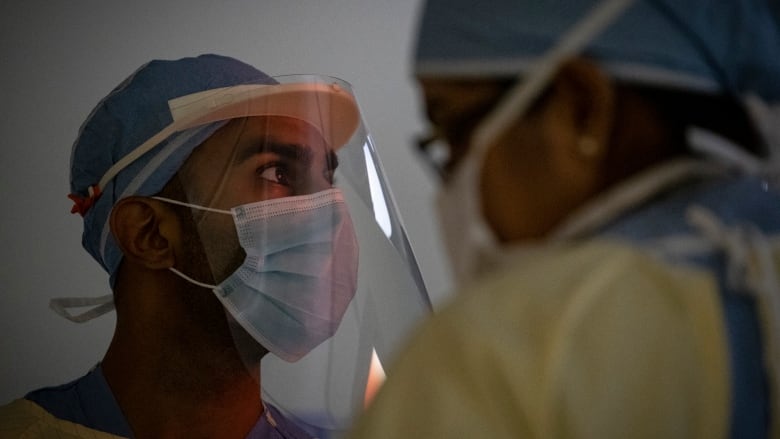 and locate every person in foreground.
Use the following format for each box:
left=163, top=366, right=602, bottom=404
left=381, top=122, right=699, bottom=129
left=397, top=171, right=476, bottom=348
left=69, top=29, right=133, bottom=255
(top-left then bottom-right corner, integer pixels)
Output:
left=349, top=0, right=780, bottom=437
left=0, top=54, right=430, bottom=438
